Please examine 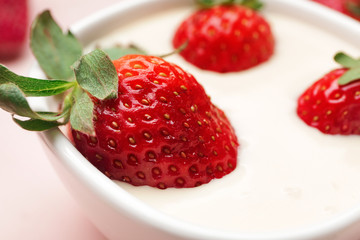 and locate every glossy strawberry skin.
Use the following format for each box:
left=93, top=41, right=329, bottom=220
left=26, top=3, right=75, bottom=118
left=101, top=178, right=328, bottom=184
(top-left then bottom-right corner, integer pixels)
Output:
left=72, top=55, right=239, bottom=189
left=173, top=5, right=275, bottom=73
left=0, top=0, right=28, bottom=58
left=311, top=0, right=360, bottom=20
left=297, top=68, right=360, bottom=135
